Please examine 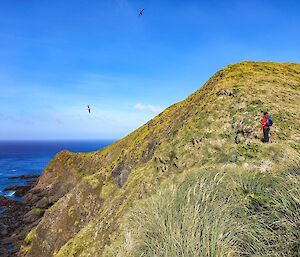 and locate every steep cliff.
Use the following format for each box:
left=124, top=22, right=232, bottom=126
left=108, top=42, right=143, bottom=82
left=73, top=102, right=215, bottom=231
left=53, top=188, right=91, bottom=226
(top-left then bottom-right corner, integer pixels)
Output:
left=22, top=61, right=300, bottom=256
